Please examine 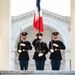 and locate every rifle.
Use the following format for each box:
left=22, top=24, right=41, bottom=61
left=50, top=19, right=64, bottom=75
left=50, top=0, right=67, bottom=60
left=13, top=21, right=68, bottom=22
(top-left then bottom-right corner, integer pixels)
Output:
left=20, top=28, right=22, bottom=50
left=51, top=29, right=53, bottom=49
